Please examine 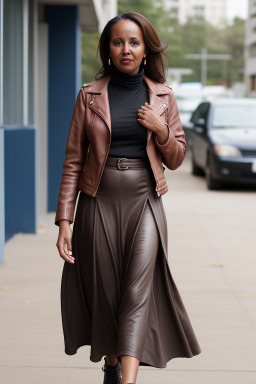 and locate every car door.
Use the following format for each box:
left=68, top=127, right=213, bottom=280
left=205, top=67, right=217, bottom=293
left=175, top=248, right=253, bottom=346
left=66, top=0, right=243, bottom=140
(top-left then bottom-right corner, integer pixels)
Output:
left=191, top=102, right=210, bottom=169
